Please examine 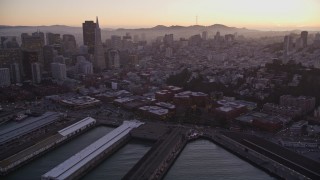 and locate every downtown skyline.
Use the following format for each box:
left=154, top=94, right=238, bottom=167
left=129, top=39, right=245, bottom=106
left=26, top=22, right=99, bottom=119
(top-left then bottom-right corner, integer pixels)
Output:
left=1, top=0, right=320, bottom=30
